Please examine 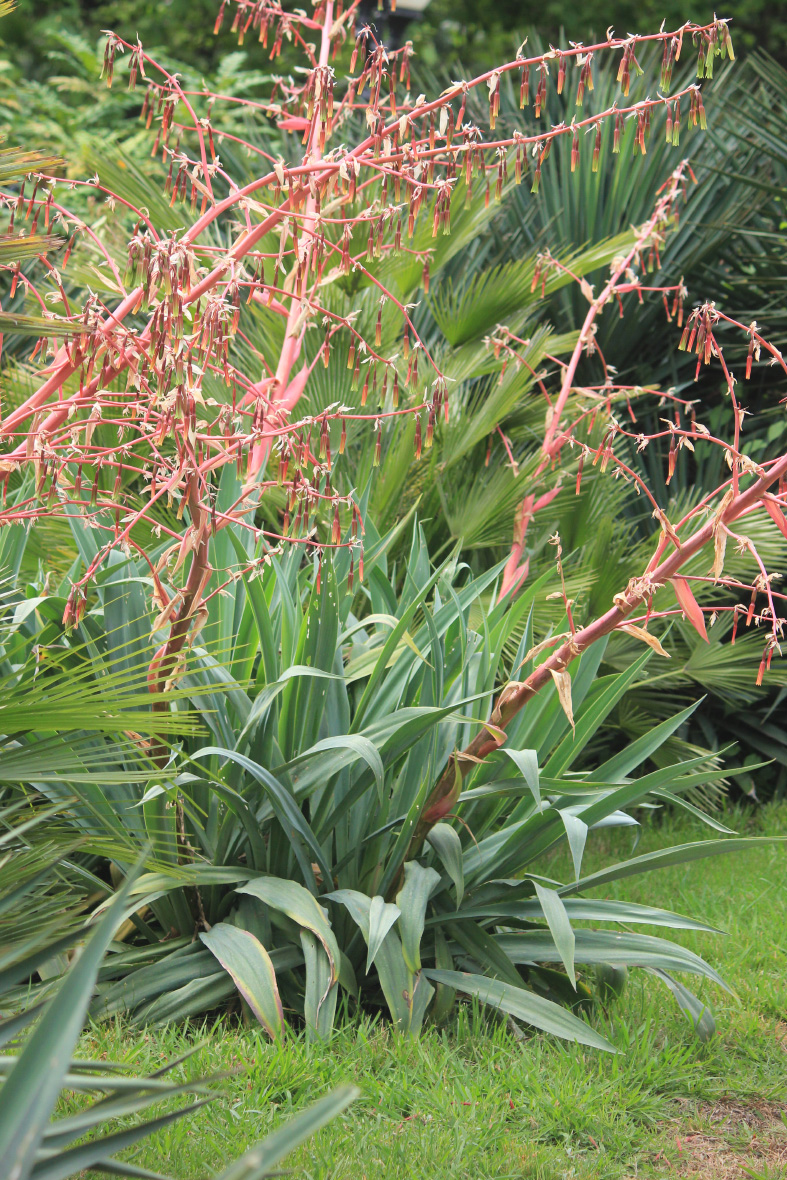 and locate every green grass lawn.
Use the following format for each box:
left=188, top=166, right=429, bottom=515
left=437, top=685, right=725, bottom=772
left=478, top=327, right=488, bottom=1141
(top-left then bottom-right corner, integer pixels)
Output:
left=77, top=802, right=787, bottom=1180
